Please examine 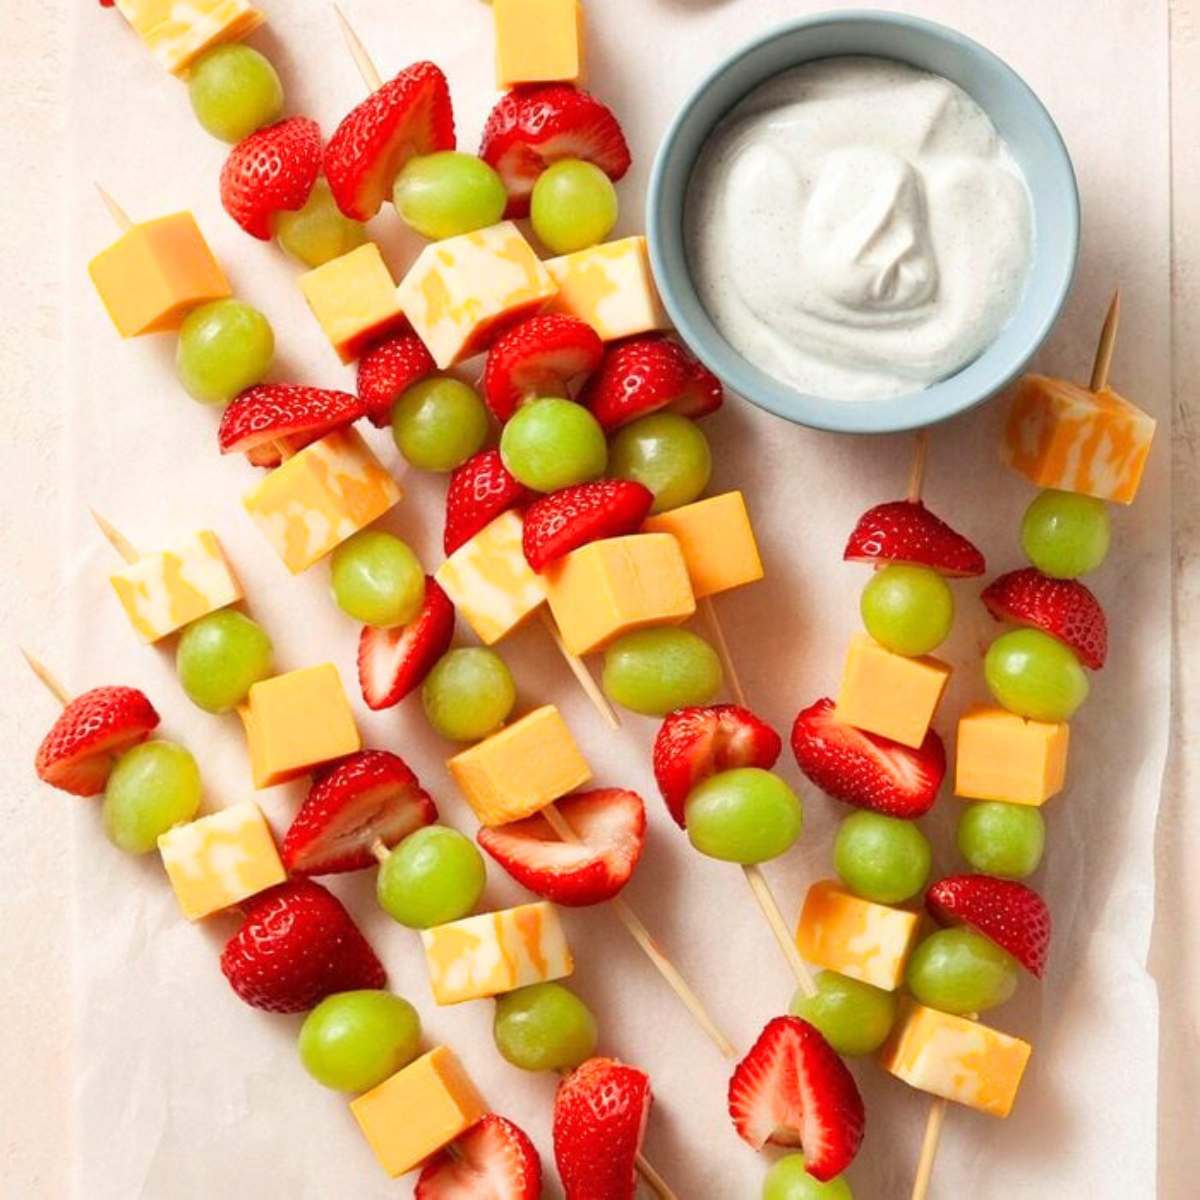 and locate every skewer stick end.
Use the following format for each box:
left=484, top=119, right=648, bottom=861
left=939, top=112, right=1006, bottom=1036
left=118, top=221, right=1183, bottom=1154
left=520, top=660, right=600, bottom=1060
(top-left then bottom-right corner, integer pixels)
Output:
left=1089, top=288, right=1121, bottom=393
left=90, top=509, right=141, bottom=564
left=332, top=3, right=384, bottom=92
left=95, top=183, right=133, bottom=232
left=20, top=649, right=73, bottom=707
